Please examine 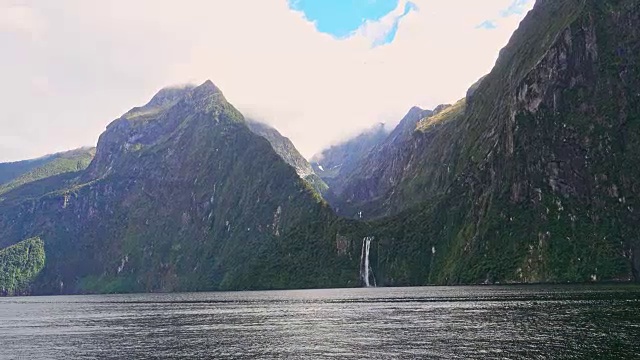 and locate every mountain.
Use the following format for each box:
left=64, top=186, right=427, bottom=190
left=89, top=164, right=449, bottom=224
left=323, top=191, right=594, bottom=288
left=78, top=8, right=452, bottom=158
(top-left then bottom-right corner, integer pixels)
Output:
left=0, top=81, right=358, bottom=294
left=0, top=147, right=95, bottom=196
left=1, top=0, right=638, bottom=295
left=311, top=122, right=389, bottom=195
left=0, top=158, right=51, bottom=185
left=325, top=106, right=436, bottom=218
left=357, top=0, right=640, bottom=285
left=246, top=119, right=328, bottom=195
